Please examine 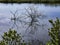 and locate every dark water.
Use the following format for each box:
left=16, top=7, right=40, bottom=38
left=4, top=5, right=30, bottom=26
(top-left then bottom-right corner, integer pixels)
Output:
left=0, top=3, right=60, bottom=44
